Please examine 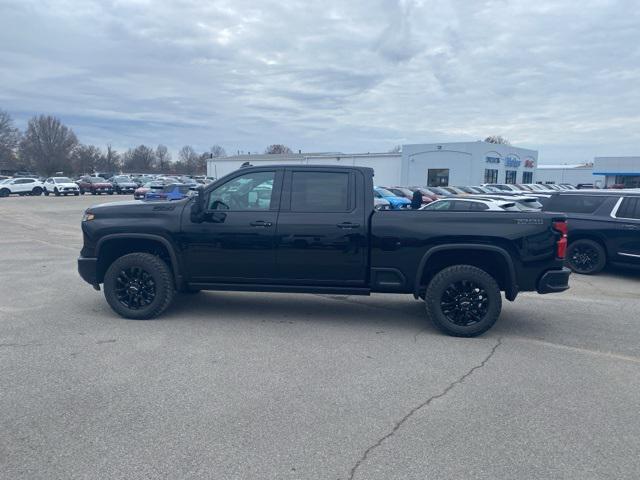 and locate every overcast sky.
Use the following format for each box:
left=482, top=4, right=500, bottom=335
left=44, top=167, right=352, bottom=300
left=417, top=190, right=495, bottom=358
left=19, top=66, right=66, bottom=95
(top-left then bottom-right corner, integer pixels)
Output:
left=1, top=0, right=639, bottom=163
